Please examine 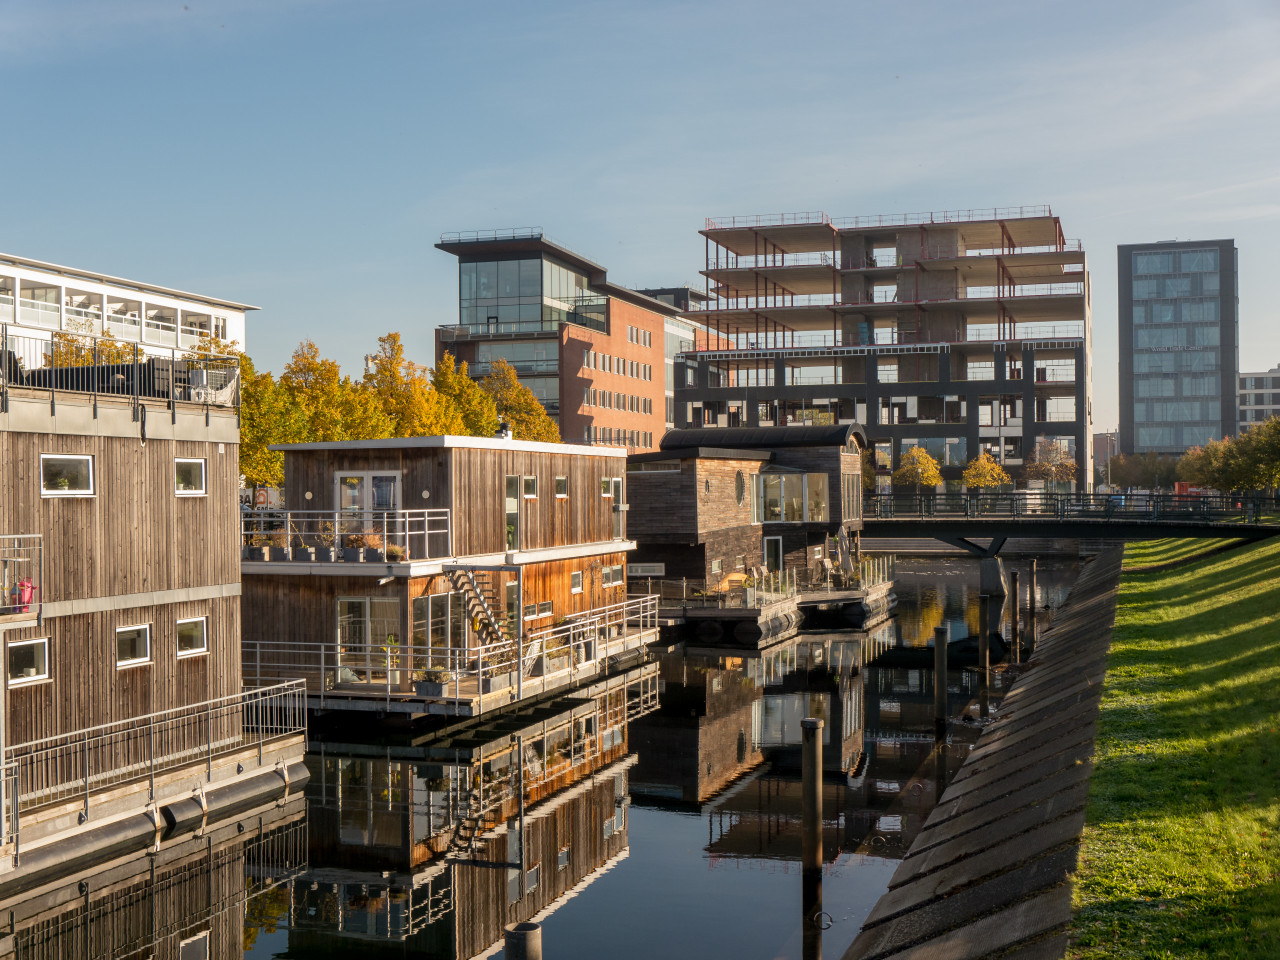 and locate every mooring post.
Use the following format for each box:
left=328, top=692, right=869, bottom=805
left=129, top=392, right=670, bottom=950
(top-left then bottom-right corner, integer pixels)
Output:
left=1028, top=559, right=1038, bottom=649
left=978, top=594, right=990, bottom=720
left=801, top=717, right=823, bottom=874
left=933, top=626, right=948, bottom=740
left=802, top=869, right=824, bottom=960
left=1010, top=570, right=1021, bottom=663
left=504, top=922, right=542, bottom=960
